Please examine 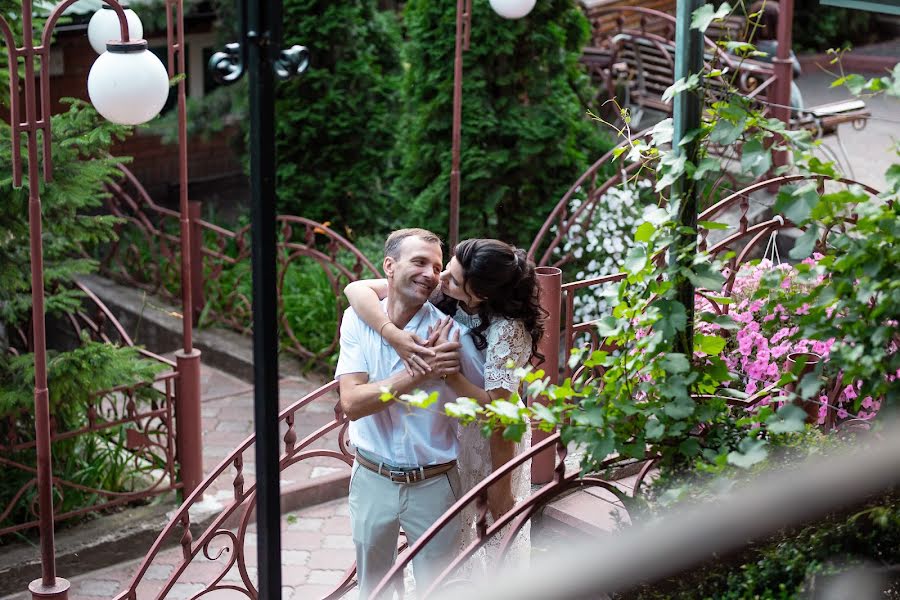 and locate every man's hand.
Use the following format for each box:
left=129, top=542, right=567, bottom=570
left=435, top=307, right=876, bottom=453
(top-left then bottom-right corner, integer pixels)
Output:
left=423, top=335, right=461, bottom=378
